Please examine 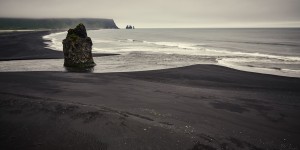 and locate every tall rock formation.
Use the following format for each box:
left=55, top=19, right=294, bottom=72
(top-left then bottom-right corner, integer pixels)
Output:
left=62, top=23, right=96, bottom=68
